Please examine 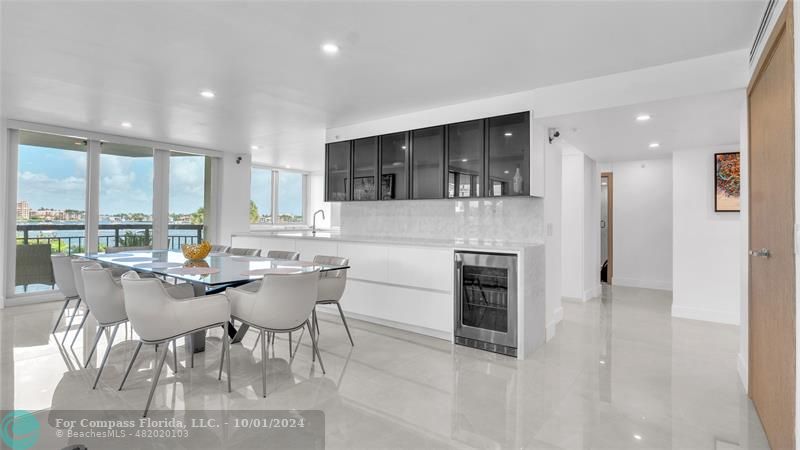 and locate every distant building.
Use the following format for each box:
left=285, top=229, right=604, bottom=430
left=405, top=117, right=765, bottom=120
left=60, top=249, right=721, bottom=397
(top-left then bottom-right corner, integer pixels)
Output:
left=16, top=201, right=30, bottom=220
